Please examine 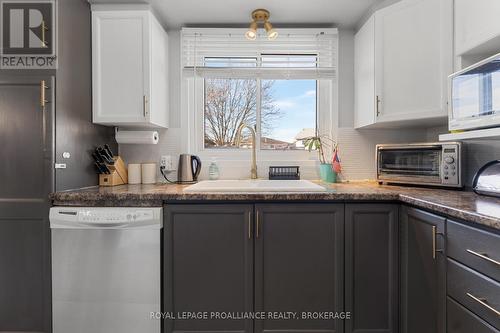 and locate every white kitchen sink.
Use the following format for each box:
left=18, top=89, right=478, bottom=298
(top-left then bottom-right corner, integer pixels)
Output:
left=184, top=179, right=326, bottom=192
